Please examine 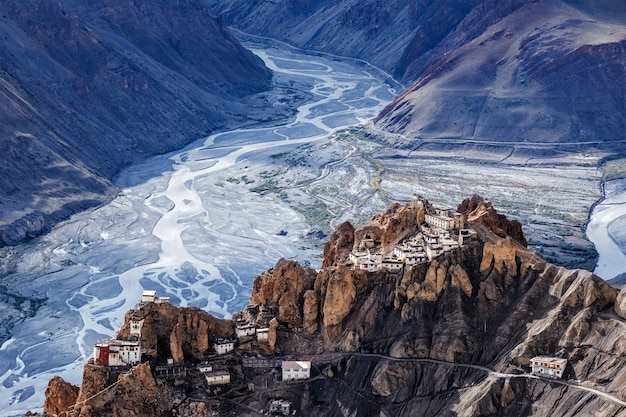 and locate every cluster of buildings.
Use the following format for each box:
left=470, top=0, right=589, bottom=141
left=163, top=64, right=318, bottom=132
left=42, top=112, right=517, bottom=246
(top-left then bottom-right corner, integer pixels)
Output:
left=197, top=362, right=232, bottom=386
left=93, top=290, right=157, bottom=367
left=138, top=290, right=170, bottom=307
left=93, top=339, right=142, bottom=367
left=349, top=207, right=477, bottom=272
left=93, top=292, right=312, bottom=396
left=208, top=303, right=280, bottom=358
left=233, top=303, right=277, bottom=345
